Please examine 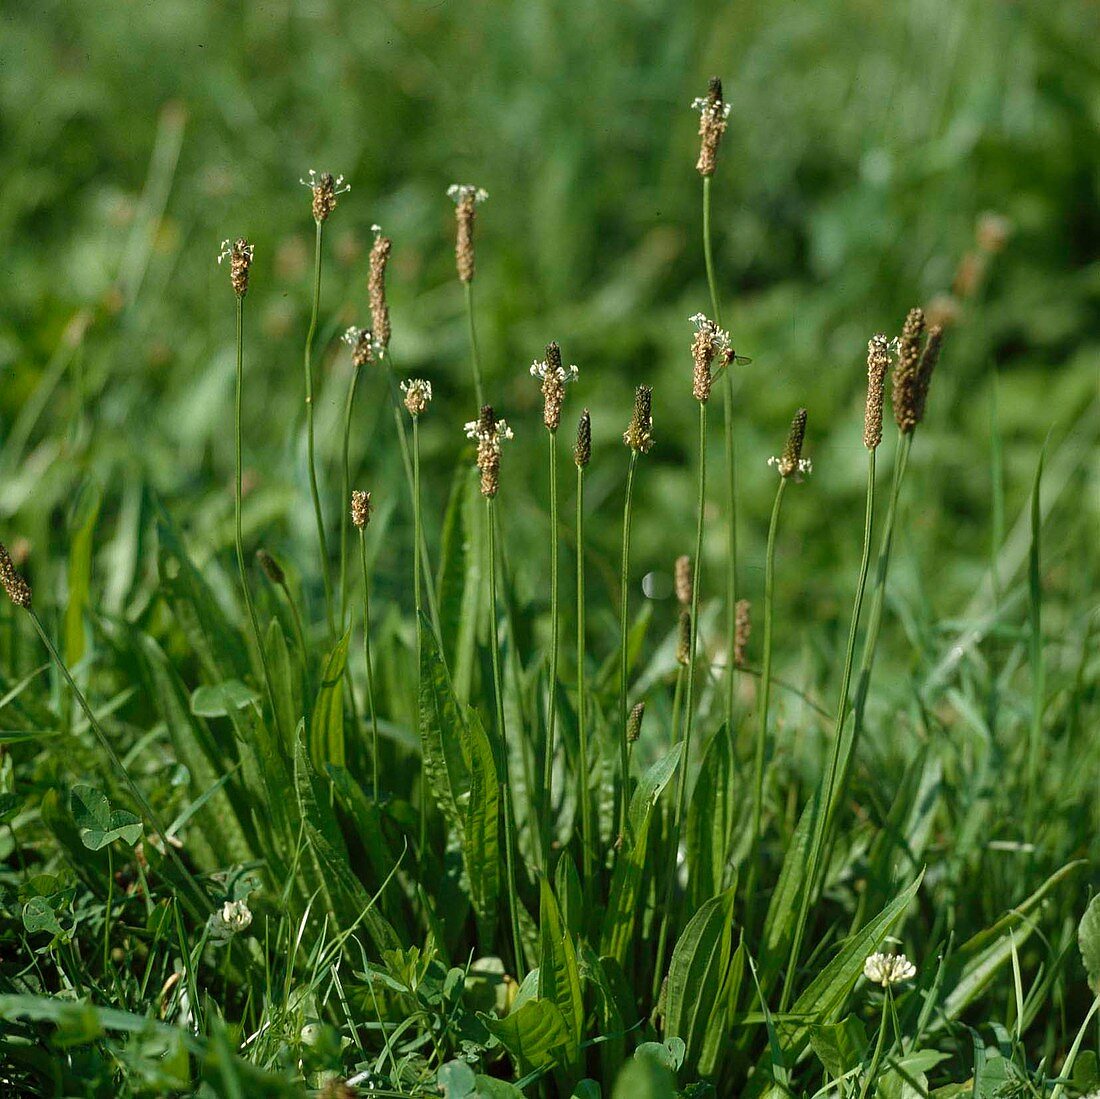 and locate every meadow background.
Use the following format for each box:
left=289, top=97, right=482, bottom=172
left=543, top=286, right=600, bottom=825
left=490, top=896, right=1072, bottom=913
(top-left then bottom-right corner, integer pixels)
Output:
left=1, top=0, right=1099, bottom=1094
